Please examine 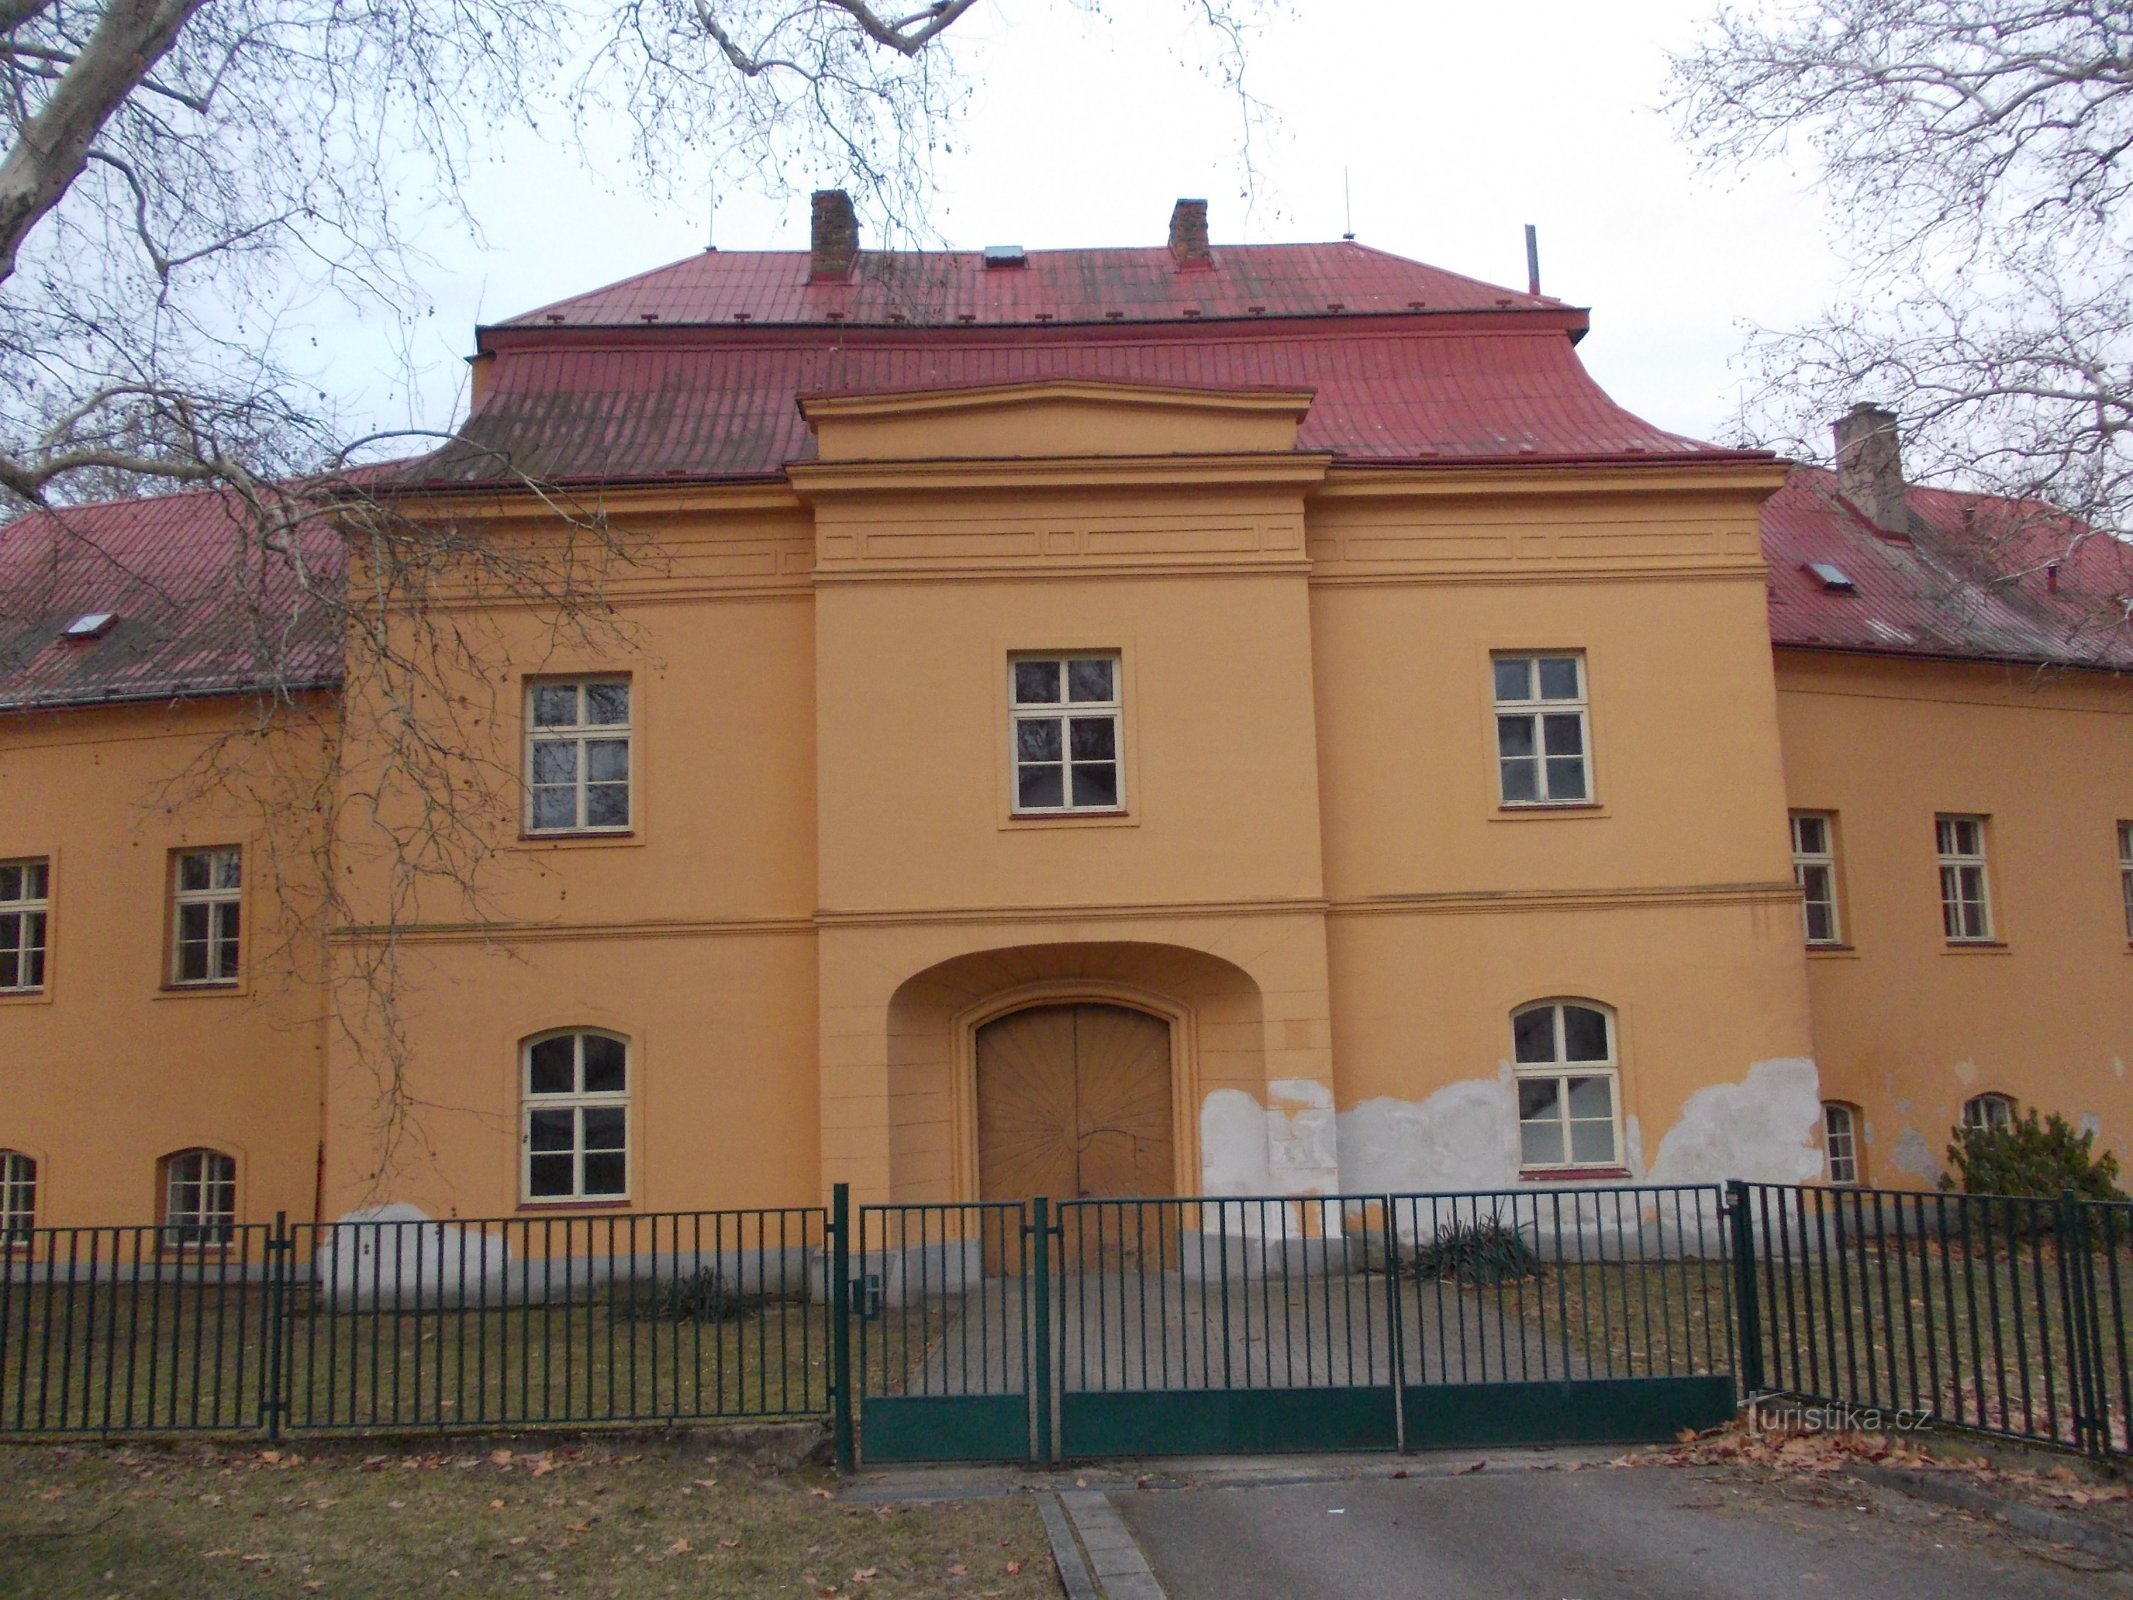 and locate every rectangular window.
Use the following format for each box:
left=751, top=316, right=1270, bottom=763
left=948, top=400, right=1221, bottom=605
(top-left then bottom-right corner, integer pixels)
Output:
left=170, top=847, right=240, bottom=985
left=0, top=858, right=48, bottom=992
left=1493, top=653, right=1590, bottom=806
left=0, top=1151, right=35, bottom=1244
left=1823, top=1103, right=1860, bottom=1186
left=162, top=1150, right=236, bottom=1248
left=527, top=678, right=632, bottom=834
left=1936, top=815, right=1993, bottom=942
left=1790, top=813, right=1841, bottom=945
left=523, top=1032, right=629, bottom=1202
left=2120, top=822, right=2132, bottom=940
left=1010, top=655, right=1122, bottom=814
